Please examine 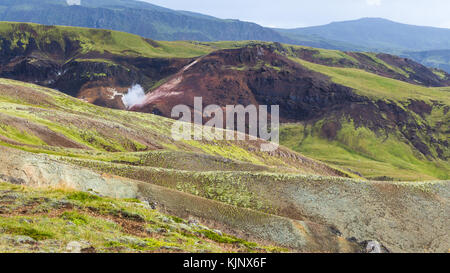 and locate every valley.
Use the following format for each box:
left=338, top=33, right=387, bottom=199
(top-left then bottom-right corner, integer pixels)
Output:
left=0, top=78, right=448, bottom=253
left=0, top=19, right=448, bottom=253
